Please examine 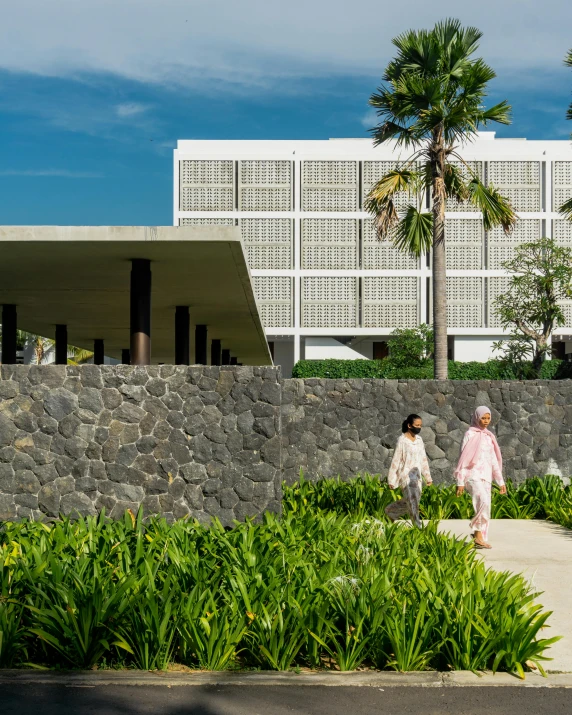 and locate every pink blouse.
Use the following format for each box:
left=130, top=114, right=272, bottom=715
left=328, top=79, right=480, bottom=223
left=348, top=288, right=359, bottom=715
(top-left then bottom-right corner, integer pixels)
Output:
left=387, top=434, right=432, bottom=489
left=456, top=431, right=504, bottom=487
